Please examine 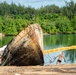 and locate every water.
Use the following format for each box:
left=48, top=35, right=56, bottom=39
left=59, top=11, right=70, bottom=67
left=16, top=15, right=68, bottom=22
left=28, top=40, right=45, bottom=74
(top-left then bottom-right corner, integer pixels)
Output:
left=0, top=36, right=14, bottom=47
left=44, top=34, right=76, bottom=65
left=0, top=34, right=76, bottom=65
